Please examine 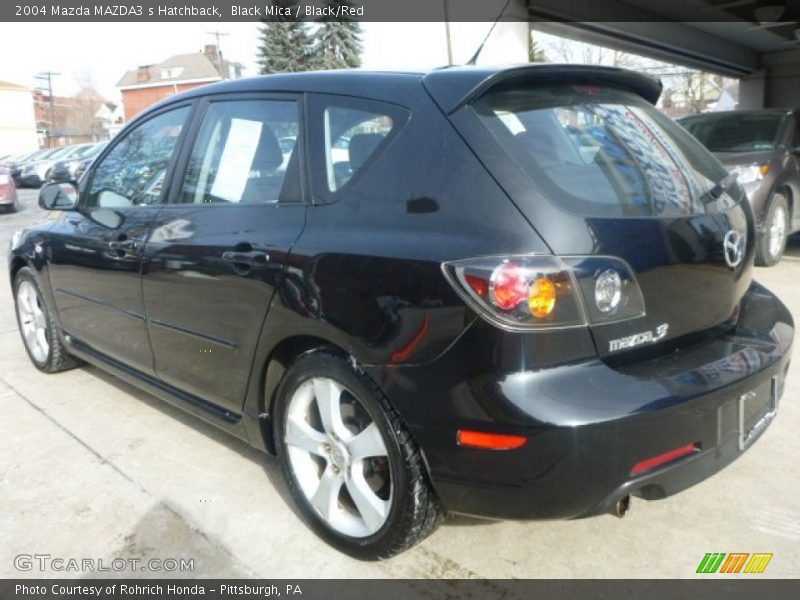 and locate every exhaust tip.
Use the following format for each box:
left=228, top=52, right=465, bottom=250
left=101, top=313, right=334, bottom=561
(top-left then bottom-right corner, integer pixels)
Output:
left=611, top=495, right=631, bottom=518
